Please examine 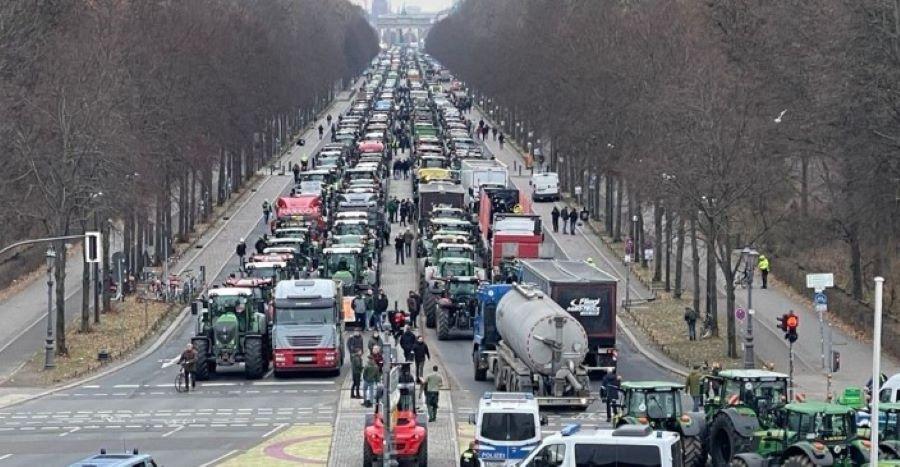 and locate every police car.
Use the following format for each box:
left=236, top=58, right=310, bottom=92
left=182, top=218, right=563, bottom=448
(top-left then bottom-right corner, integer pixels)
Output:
left=517, top=424, right=683, bottom=467
left=468, top=392, right=546, bottom=465
left=67, top=448, right=157, bottom=467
